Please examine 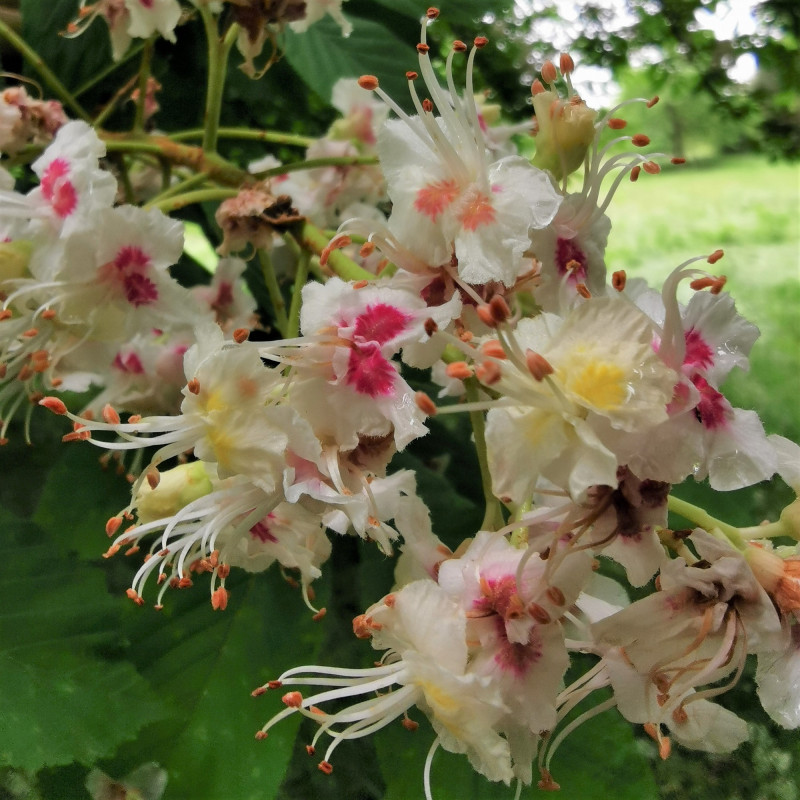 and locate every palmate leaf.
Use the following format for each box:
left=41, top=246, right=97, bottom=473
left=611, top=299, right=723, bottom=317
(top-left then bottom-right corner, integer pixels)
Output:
left=0, top=509, right=166, bottom=774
